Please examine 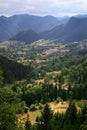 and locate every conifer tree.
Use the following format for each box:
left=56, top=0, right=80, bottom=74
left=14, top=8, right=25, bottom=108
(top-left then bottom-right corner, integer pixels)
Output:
left=40, top=104, right=53, bottom=130
left=65, top=101, right=77, bottom=124
left=79, top=105, right=87, bottom=130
